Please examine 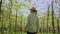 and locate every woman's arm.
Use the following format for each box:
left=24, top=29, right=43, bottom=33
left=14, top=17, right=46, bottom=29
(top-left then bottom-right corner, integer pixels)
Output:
left=26, top=15, right=30, bottom=27
left=25, top=15, right=30, bottom=32
left=36, top=17, right=39, bottom=32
